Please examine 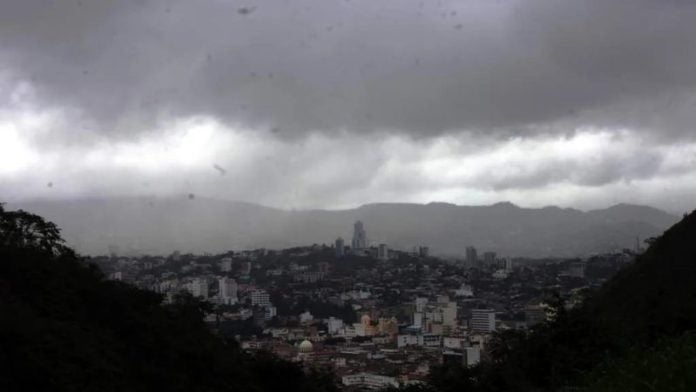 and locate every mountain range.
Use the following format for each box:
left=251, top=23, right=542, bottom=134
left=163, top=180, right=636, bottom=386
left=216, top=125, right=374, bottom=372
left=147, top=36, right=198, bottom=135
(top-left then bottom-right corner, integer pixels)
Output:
left=6, top=198, right=678, bottom=257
